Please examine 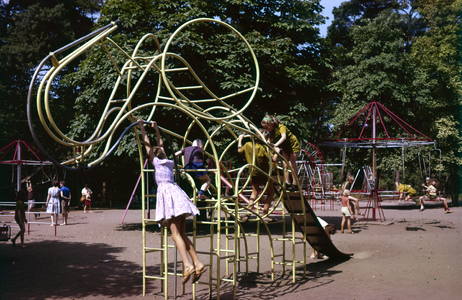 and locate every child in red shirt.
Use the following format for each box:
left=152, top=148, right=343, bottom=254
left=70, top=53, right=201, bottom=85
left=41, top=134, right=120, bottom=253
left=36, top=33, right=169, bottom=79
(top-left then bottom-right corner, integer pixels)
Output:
left=341, top=189, right=357, bottom=234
